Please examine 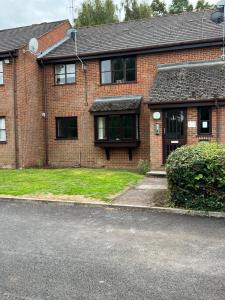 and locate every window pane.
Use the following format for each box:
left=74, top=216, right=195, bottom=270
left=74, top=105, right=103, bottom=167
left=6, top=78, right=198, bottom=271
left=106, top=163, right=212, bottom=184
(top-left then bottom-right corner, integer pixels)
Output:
left=199, top=108, right=211, bottom=134
left=122, top=115, right=133, bottom=139
left=55, top=64, right=65, bottom=74
left=66, top=64, right=75, bottom=74
left=101, top=60, right=111, bottom=72
left=97, top=117, right=106, bottom=140
left=0, top=61, right=3, bottom=72
left=0, top=130, right=6, bottom=142
left=112, top=58, right=123, bottom=71
left=101, top=72, right=111, bottom=84
left=126, top=57, right=135, bottom=69
left=57, top=117, right=77, bottom=139
left=66, top=73, right=76, bottom=84
left=0, top=73, right=3, bottom=85
left=126, top=69, right=135, bottom=82
left=55, top=74, right=66, bottom=85
left=113, top=70, right=124, bottom=83
left=0, top=118, right=6, bottom=130
left=109, top=116, right=121, bottom=140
